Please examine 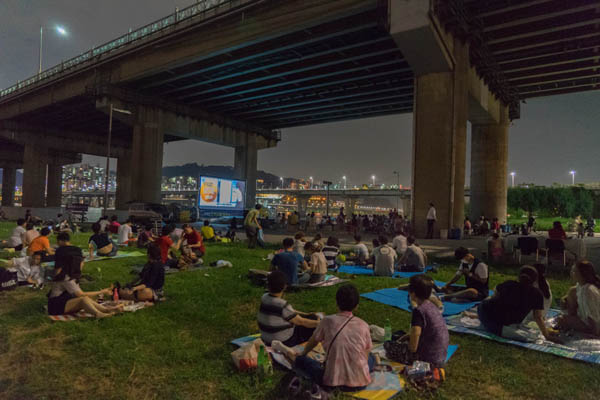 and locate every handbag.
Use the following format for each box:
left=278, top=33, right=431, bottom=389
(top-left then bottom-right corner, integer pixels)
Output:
left=0, top=269, right=18, bottom=291
left=384, top=339, right=415, bottom=365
